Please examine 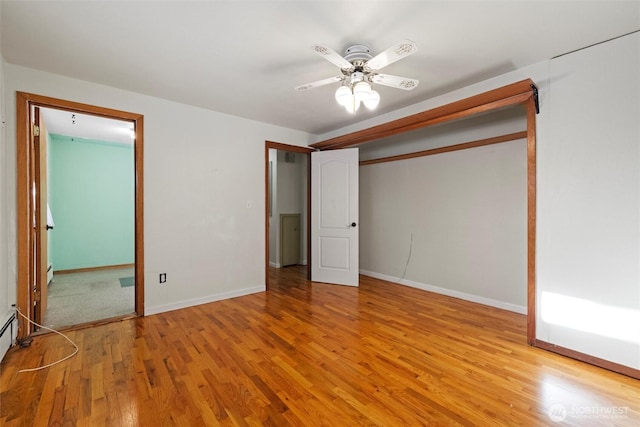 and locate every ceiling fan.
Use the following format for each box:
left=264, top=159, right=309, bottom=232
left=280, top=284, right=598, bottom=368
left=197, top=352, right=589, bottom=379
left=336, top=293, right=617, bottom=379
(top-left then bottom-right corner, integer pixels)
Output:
left=295, top=39, right=419, bottom=113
